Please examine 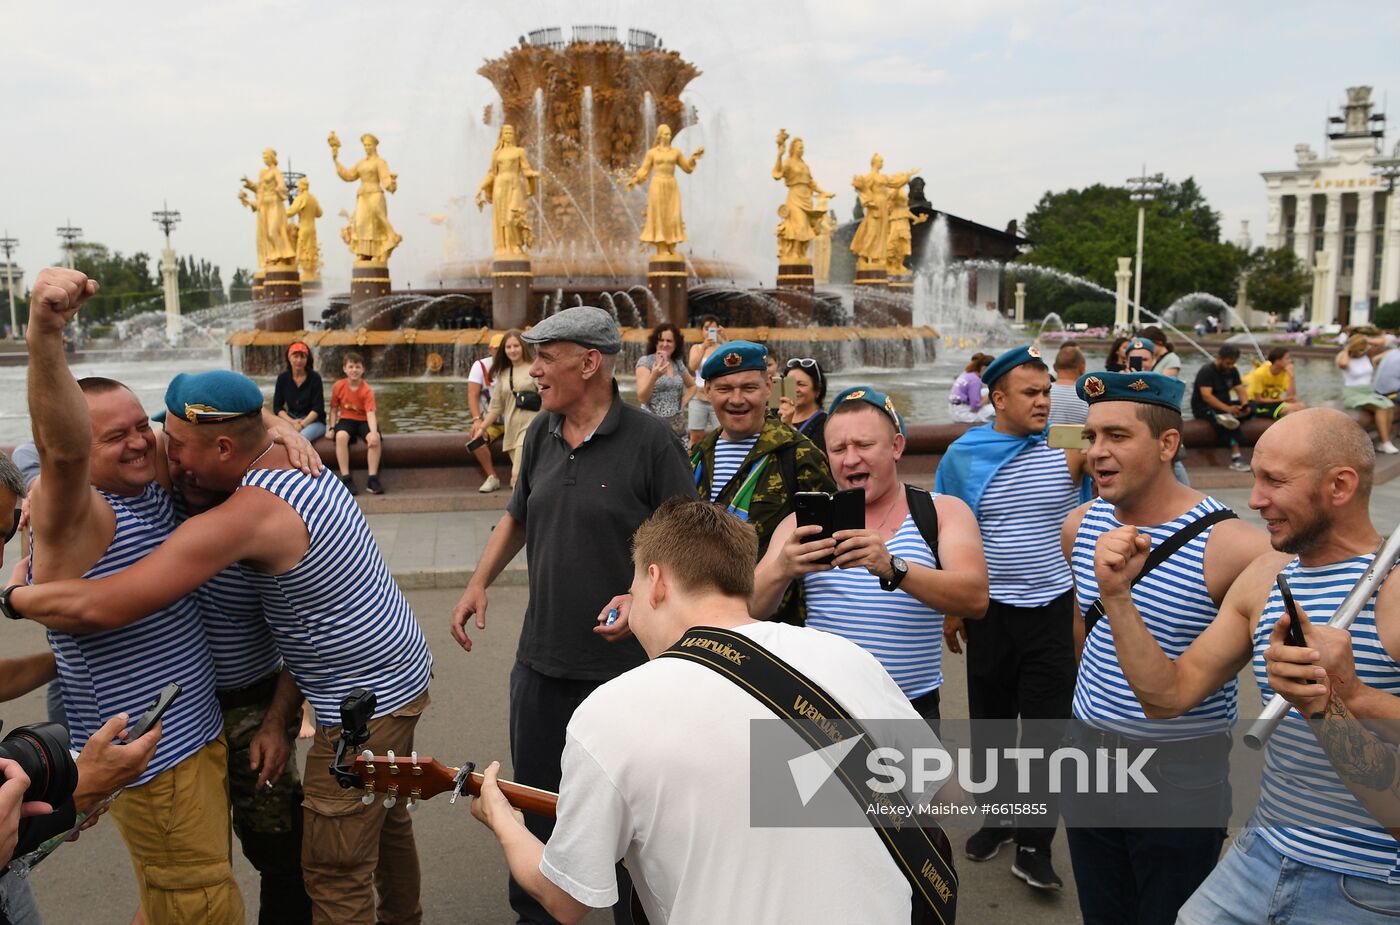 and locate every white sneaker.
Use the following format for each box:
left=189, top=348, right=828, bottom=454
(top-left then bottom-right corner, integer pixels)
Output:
left=1379, top=442, right=1399, bottom=455
left=478, top=474, right=501, bottom=493
left=1216, top=413, right=1241, bottom=431
left=1229, top=457, right=1251, bottom=472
